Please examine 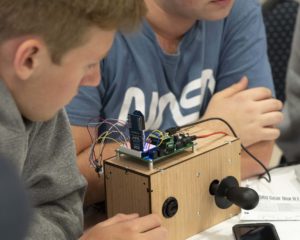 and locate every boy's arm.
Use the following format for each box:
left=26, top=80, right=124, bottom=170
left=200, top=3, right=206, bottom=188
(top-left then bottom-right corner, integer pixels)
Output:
left=25, top=111, right=86, bottom=239
left=202, top=78, right=282, bottom=178
left=27, top=190, right=85, bottom=239
left=212, top=1, right=283, bottom=177
left=241, top=141, right=274, bottom=180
